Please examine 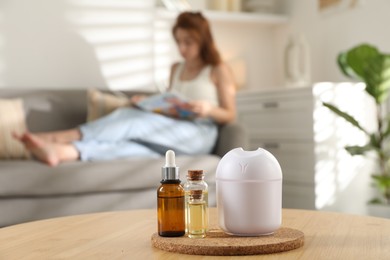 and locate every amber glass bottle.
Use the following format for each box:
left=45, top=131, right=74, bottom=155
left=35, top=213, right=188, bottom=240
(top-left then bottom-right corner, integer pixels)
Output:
left=157, top=180, right=185, bottom=237
left=157, top=150, right=185, bottom=237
